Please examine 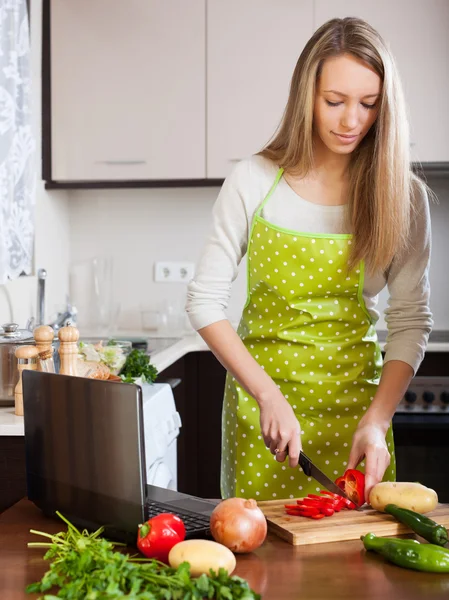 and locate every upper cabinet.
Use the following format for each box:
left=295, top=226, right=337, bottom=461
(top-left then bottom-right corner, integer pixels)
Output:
left=206, top=0, right=314, bottom=179
left=314, top=0, right=449, bottom=163
left=46, top=0, right=449, bottom=186
left=50, top=0, right=206, bottom=182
